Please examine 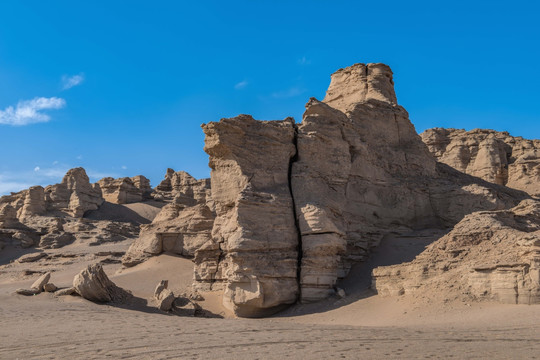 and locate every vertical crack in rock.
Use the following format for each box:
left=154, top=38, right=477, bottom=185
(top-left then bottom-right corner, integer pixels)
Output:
left=287, top=123, right=303, bottom=302
left=201, top=115, right=299, bottom=317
